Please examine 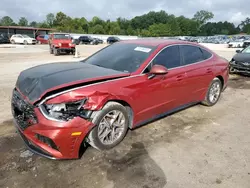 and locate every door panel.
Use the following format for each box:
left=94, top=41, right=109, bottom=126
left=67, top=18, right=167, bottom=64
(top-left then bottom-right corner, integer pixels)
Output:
left=131, top=72, right=187, bottom=126
left=133, top=45, right=188, bottom=125
left=180, top=45, right=215, bottom=102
